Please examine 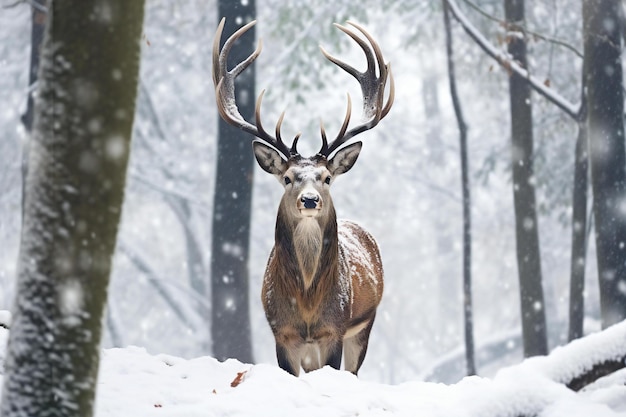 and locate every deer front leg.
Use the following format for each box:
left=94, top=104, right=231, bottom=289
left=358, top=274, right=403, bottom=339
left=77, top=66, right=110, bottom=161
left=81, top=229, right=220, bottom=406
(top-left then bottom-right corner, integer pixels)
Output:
left=275, top=326, right=303, bottom=376
left=307, top=324, right=343, bottom=371
left=325, top=340, right=343, bottom=370
left=276, top=343, right=301, bottom=376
